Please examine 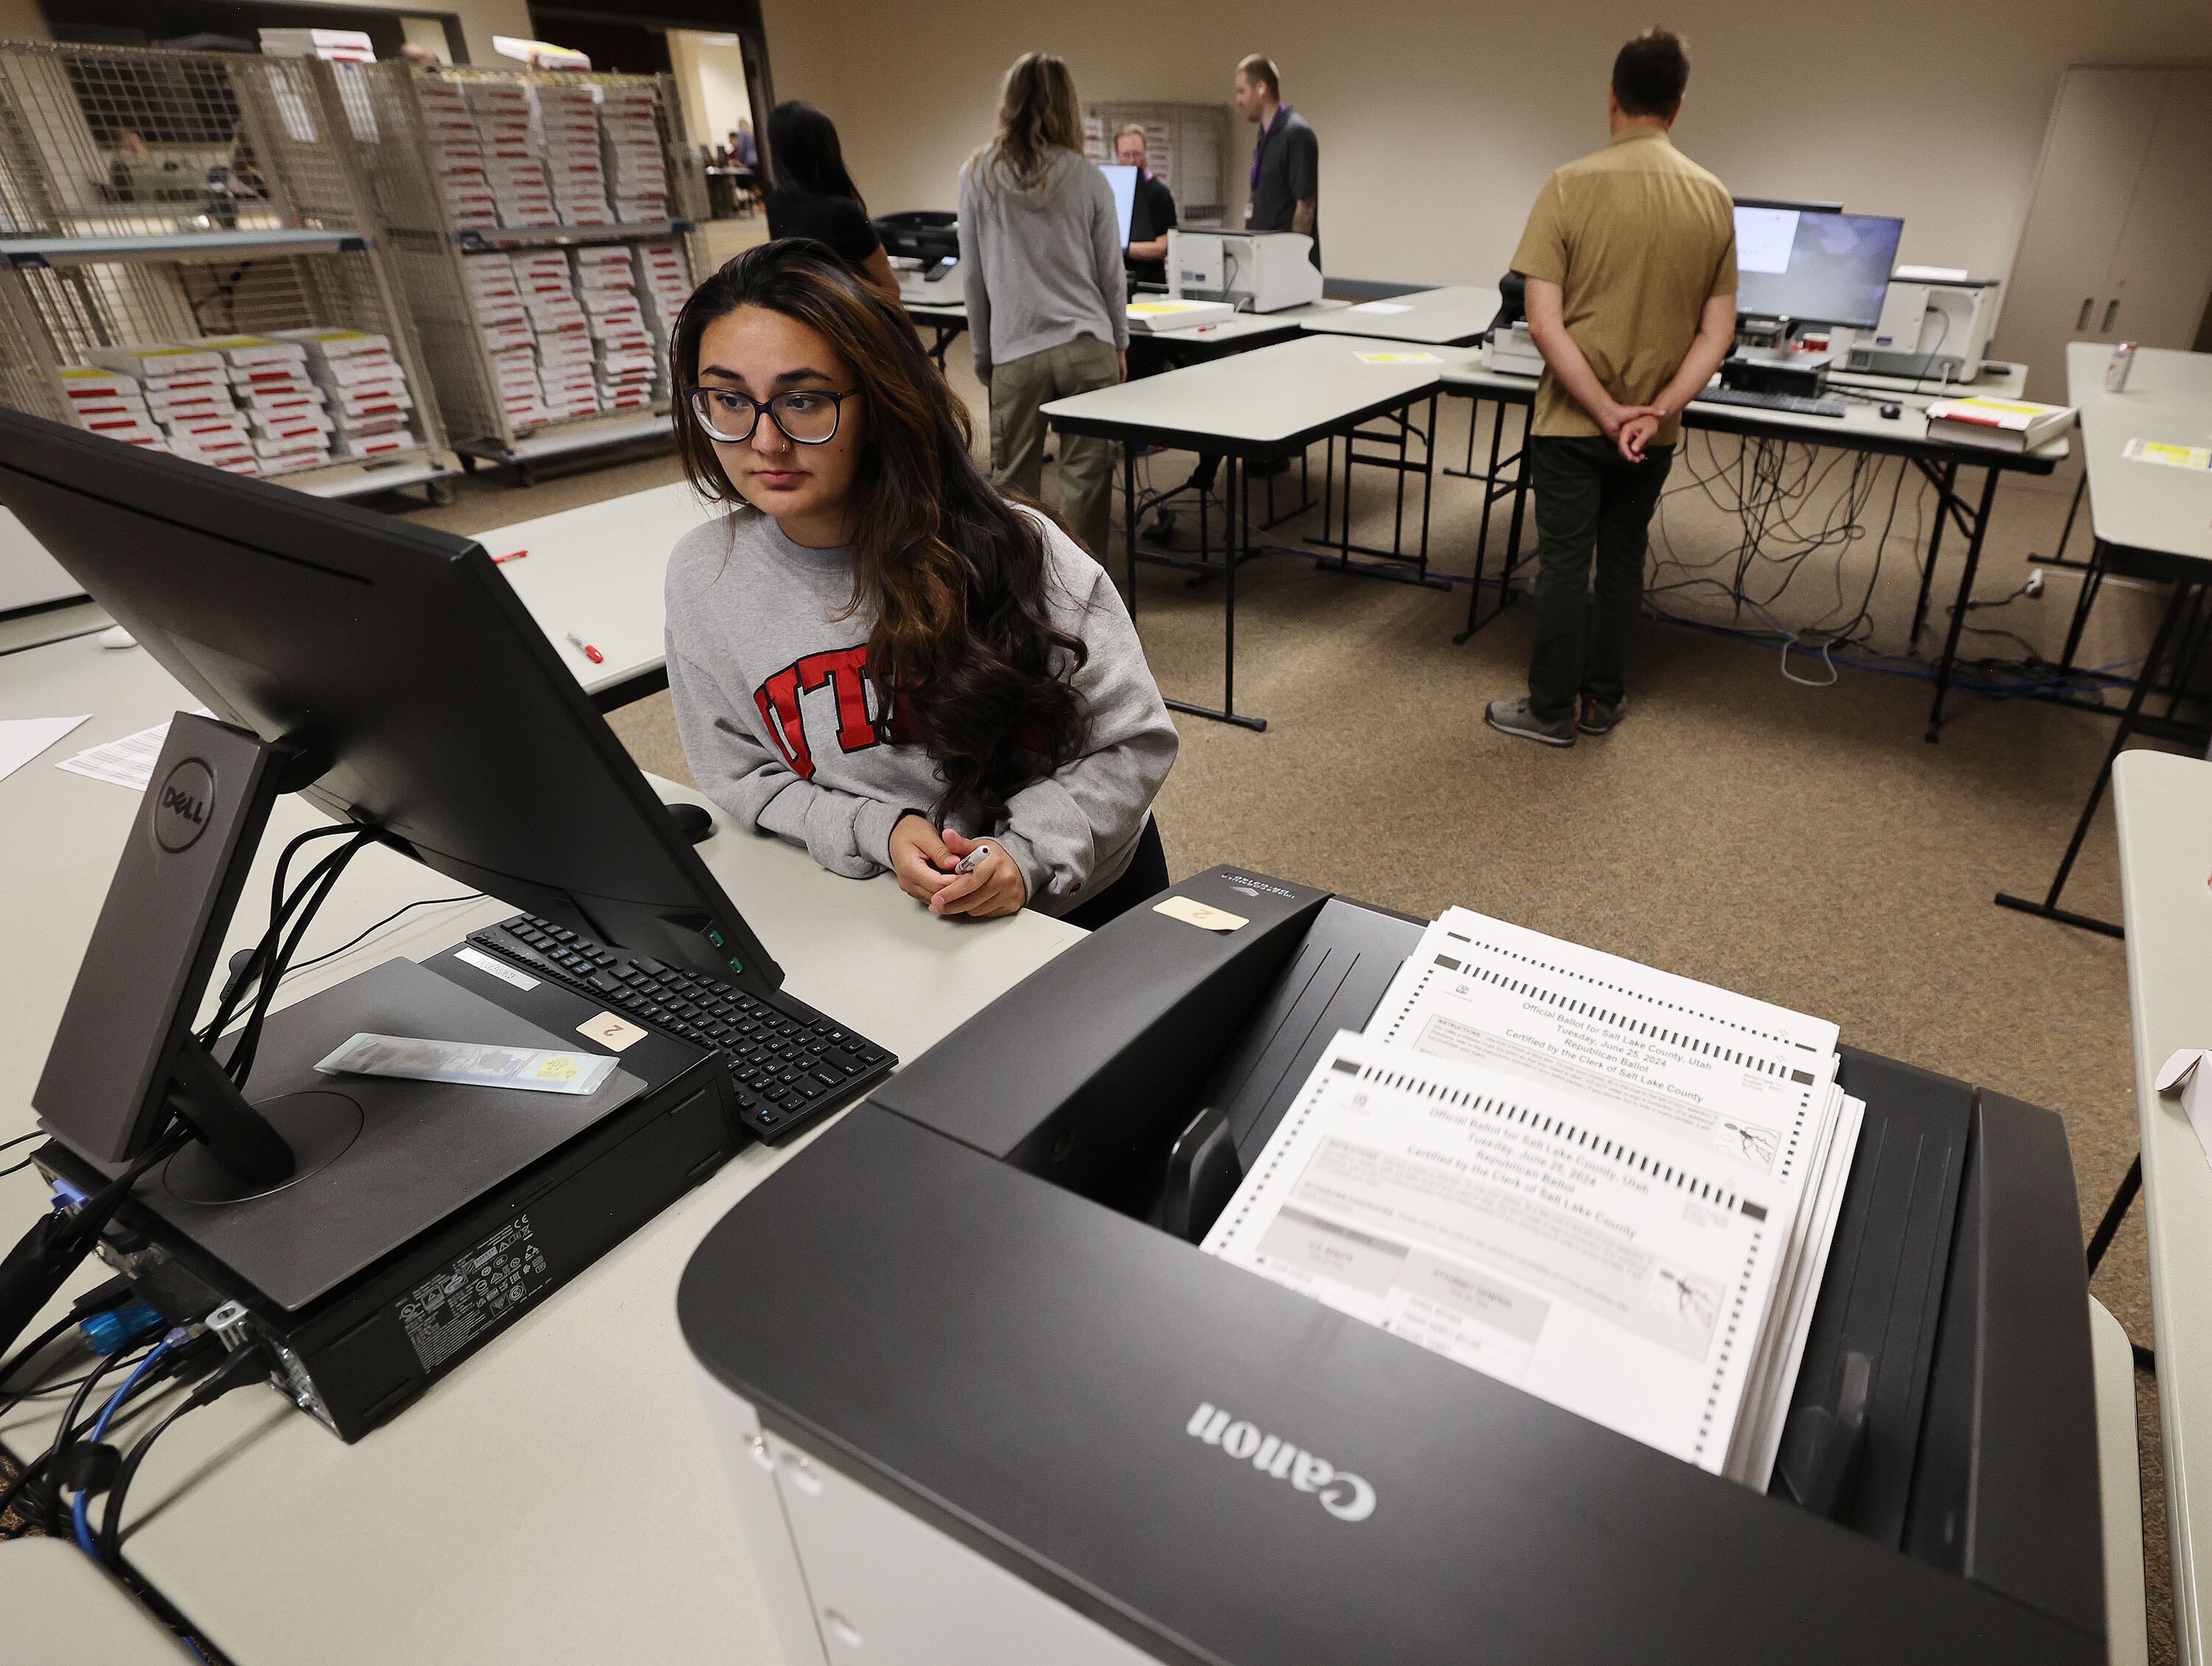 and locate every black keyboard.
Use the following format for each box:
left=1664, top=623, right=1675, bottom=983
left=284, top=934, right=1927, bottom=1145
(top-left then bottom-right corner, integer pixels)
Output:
left=465, top=913, right=894, bottom=1145
left=1697, top=386, right=1847, bottom=419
